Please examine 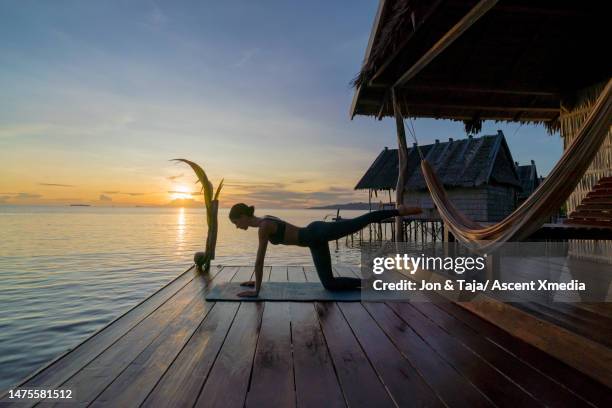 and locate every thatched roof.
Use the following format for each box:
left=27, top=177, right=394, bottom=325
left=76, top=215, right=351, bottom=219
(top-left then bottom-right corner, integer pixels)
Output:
left=355, top=131, right=521, bottom=191
left=351, top=0, right=611, bottom=133
left=515, top=161, right=539, bottom=201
